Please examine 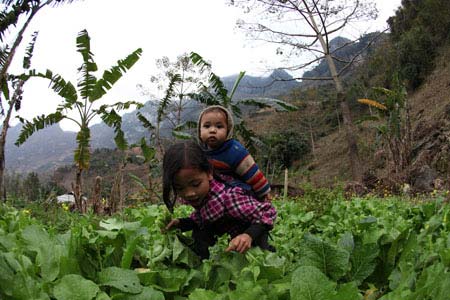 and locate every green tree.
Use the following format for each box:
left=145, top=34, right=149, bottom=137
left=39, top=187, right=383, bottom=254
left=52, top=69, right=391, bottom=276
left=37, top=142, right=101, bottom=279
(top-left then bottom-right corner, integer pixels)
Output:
left=15, top=29, right=142, bottom=212
left=23, top=171, right=40, bottom=201
left=3, top=170, right=21, bottom=199
left=259, top=131, right=310, bottom=177
left=387, top=0, right=450, bottom=88
left=0, top=0, right=83, bottom=200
